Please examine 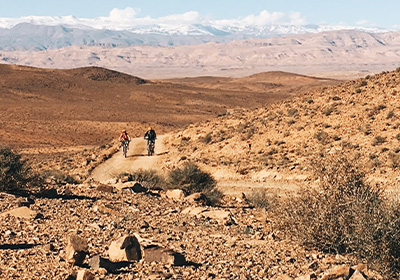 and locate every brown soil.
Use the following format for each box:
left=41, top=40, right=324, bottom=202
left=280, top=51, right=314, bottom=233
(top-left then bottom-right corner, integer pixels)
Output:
left=0, top=64, right=339, bottom=150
